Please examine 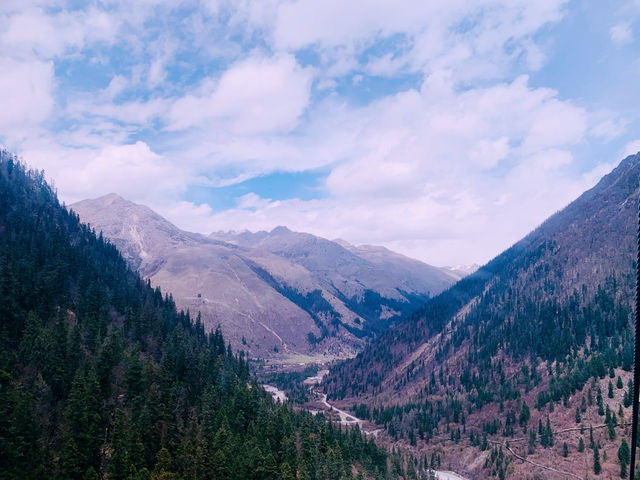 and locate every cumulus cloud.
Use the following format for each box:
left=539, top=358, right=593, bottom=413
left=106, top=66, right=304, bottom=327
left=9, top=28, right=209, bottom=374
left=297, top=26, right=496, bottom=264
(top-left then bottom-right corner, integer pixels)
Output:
left=24, top=142, right=189, bottom=205
left=271, top=0, right=568, bottom=83
left=0, top=0, right=634, bottom=266
left=179, top=75, right=596, bottom=265
left=0, top=7, right=118, bottom=58
left=0, top=58, right=54, bottom=133
left=168, top=54, right=314, bottom=134
left=610, top=23, right=633, bottom=46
